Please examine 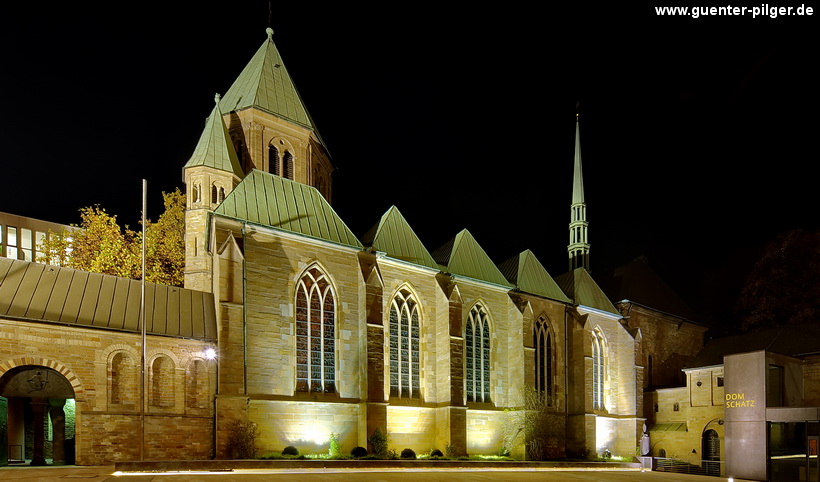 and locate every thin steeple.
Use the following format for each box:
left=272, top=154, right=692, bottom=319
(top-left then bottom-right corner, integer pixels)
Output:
left=568, top=104, right=590, bottom=271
